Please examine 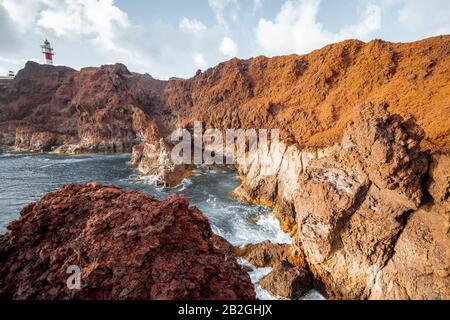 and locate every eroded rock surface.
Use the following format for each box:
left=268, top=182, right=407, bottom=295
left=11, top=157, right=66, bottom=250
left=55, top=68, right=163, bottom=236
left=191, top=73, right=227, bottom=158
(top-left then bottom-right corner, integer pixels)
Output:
left=0, top=184, right=255, bottom=300
left=237, top=104, right=448, bottom=300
